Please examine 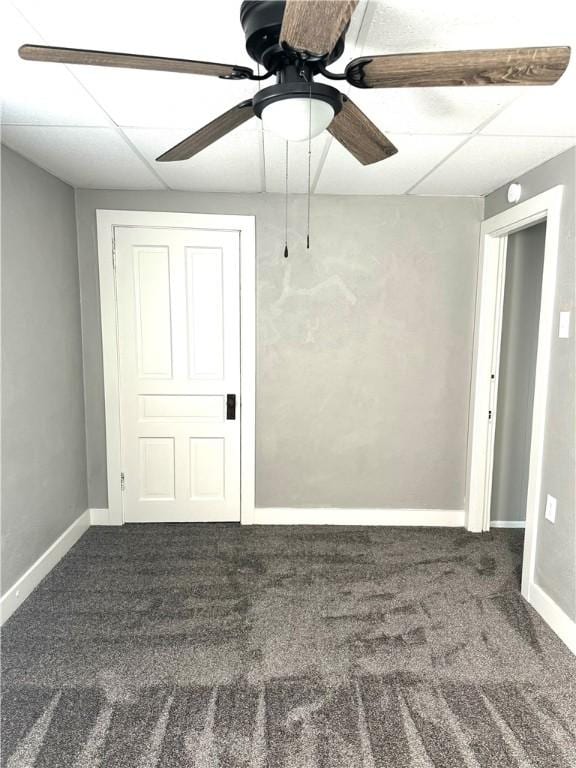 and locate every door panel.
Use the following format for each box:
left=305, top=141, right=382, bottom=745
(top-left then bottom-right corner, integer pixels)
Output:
left=186, top=247, right=225, bottom=378
left=134, top=246, right=173, bottom=379
left=115, top=226, right=240, bottom=522
left=189, top=438, right=225, bottom=499
left=138, top=394, right=224, bottom=421
left=138, top=437, right=175, bottom=500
